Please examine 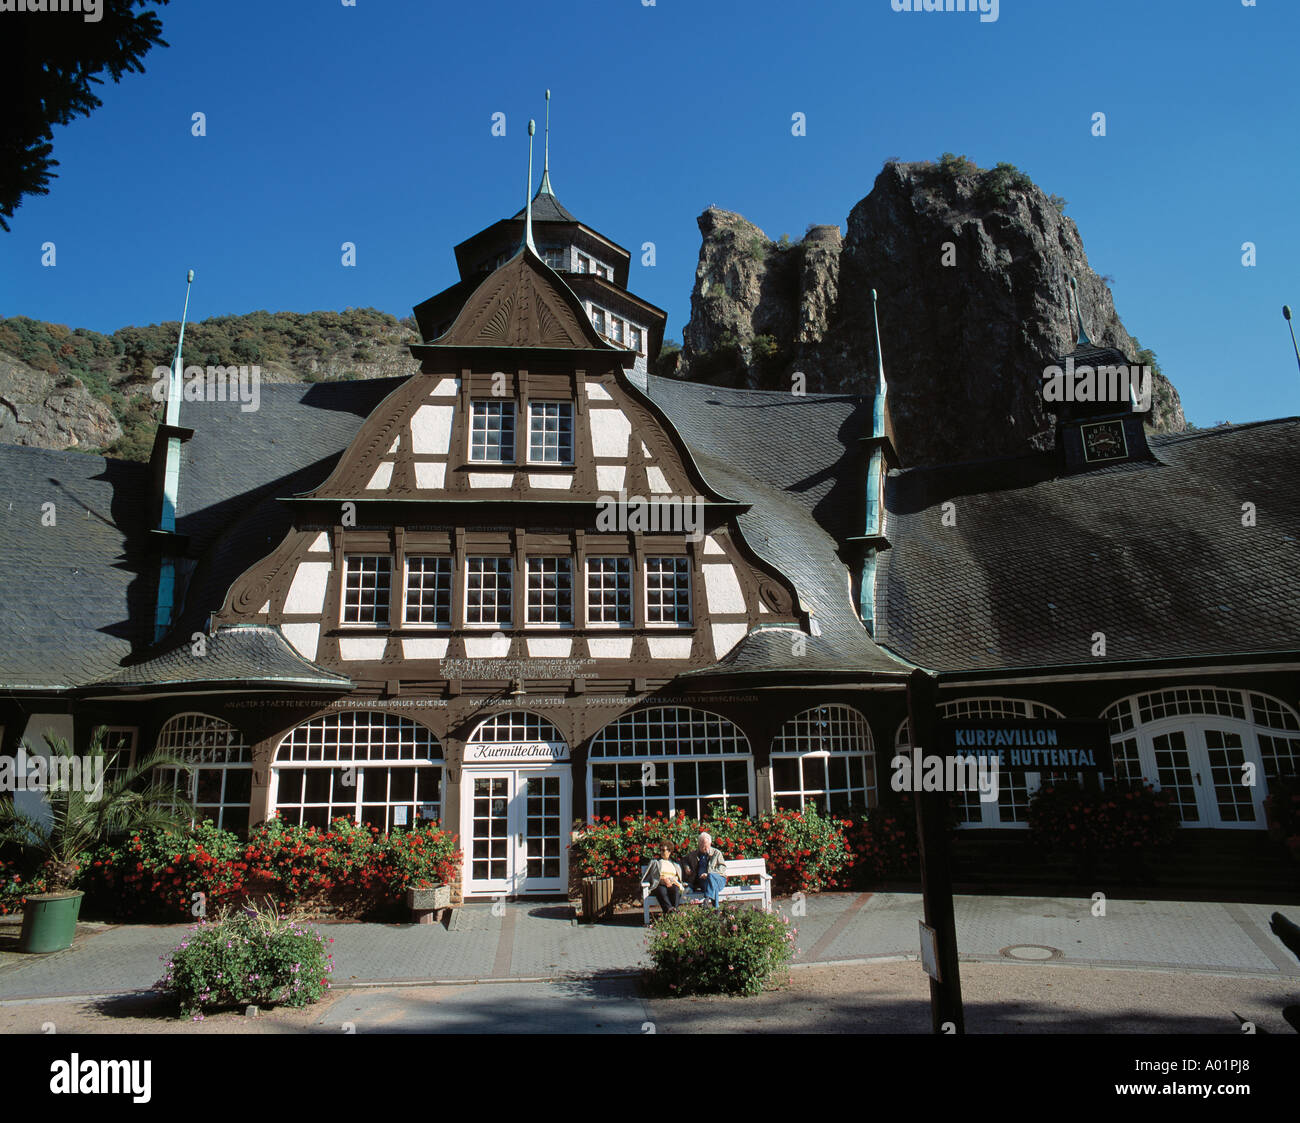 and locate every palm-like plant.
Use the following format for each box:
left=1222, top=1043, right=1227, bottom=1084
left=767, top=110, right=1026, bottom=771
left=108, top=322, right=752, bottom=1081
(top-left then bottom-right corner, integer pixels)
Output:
left=0, top=728, right=198, bottom=892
